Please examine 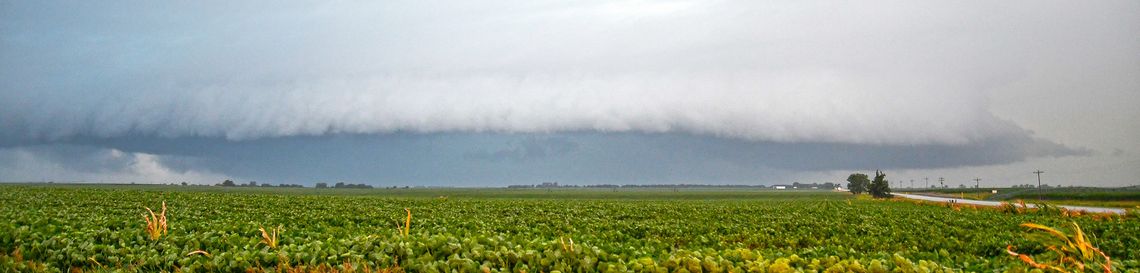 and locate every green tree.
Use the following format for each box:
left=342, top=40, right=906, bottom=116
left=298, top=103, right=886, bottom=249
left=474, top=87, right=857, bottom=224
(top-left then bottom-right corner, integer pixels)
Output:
left=868, top=170, right=892, bottom=198
left=846, top=173, right=869, bottom=194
